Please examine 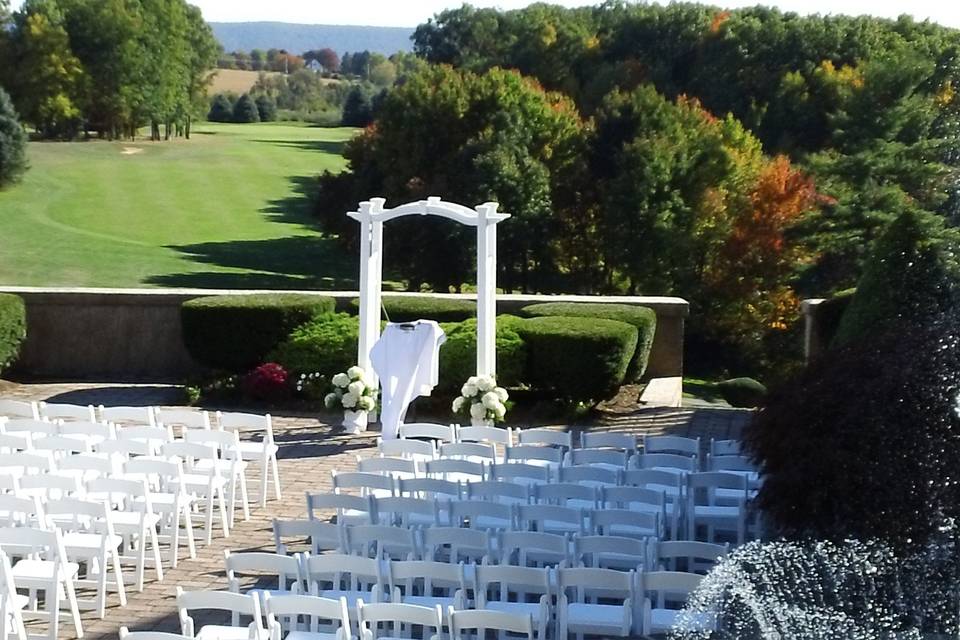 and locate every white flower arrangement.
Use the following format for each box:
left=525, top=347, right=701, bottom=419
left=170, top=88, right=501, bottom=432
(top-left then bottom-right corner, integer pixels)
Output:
left=325, top=366, right=377, bottom=413
left=452, top=374, right=508, bottom=423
